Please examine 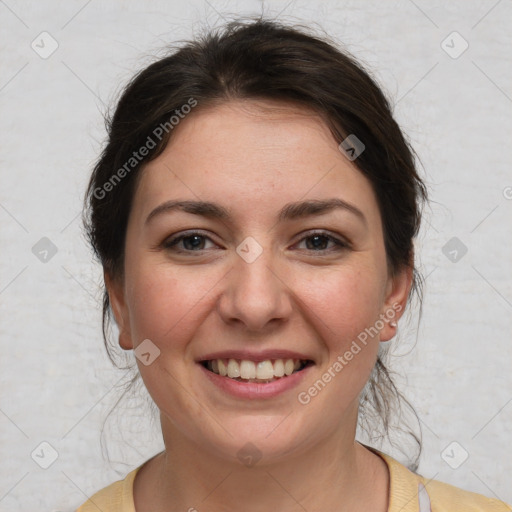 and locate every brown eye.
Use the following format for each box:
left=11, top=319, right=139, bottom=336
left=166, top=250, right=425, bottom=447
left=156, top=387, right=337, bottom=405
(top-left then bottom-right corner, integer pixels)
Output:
left=180, top=235, right=207, bottom=250
left=163, top=231, right=217, bottom=253
left=295, top=231, right=349, bottom=252
left=305, top=234, right=331, bottom=250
